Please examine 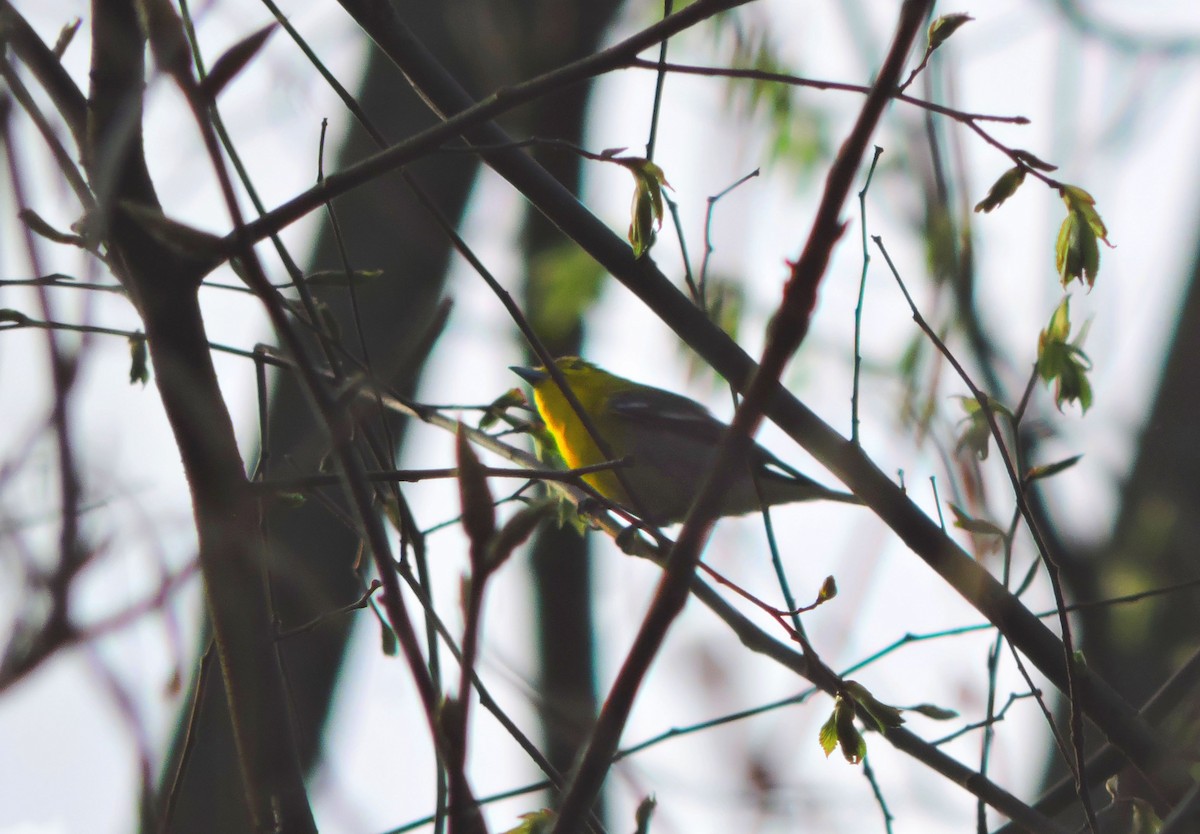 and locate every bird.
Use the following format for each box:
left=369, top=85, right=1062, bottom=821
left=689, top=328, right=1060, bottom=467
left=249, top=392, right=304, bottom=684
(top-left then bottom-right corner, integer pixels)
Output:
left=511, top=356, right=860, bottom=525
